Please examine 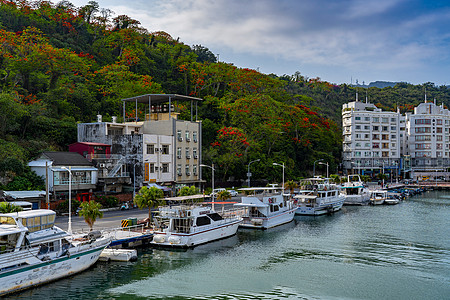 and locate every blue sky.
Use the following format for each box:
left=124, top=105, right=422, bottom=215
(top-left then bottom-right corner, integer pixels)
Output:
left=69, top=0, right=450, bottom=86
